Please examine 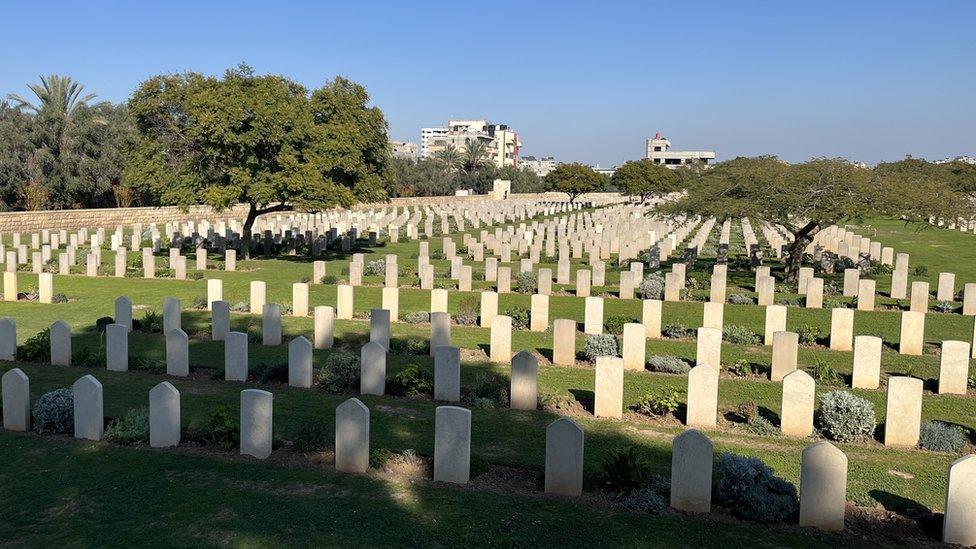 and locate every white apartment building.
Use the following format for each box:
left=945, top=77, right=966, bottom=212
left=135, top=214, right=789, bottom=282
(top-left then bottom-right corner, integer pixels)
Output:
left=390, top=140, right=419, bottom=159
left=420, top=119, right=521, bottom=168
left=645, top=133, right=715, bottom=168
